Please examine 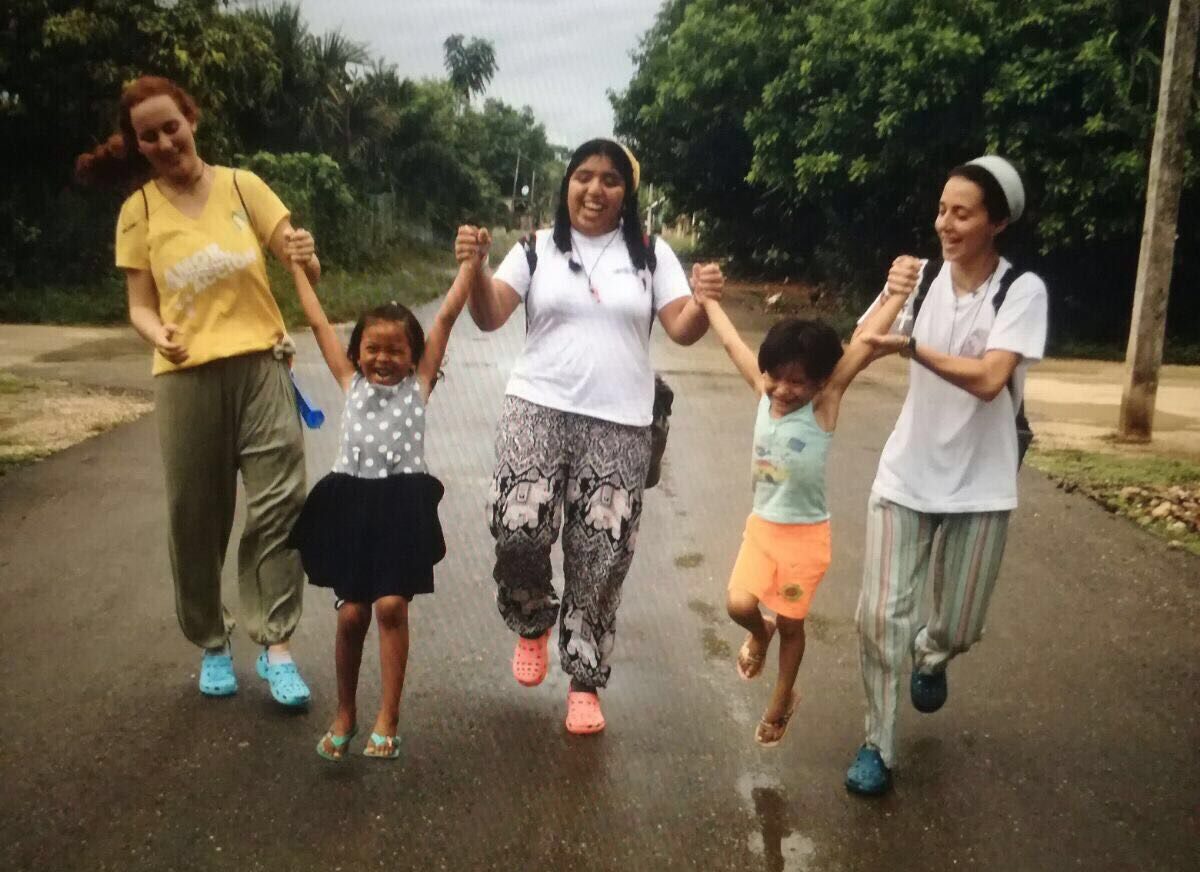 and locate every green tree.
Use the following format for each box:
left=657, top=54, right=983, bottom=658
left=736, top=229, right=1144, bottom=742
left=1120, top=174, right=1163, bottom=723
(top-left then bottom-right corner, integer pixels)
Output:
left=614, top=0, right=1200, bottom=343
left=442, top=34, right=497, bottom=102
